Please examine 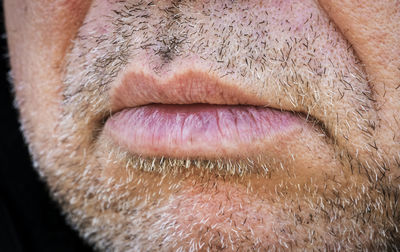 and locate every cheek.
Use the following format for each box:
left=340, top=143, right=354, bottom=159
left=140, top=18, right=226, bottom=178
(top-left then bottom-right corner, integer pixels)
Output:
left=5, top=0, right=92, bottom=36
left=5, top=0, right=93, bottom=82
left=318, top=0, right=400, bottom=94
left=318, top=0, right=400, bottom=178
left=4, top=0, right=93, bottom=148
left=35, top=0, right=93, bottom=55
